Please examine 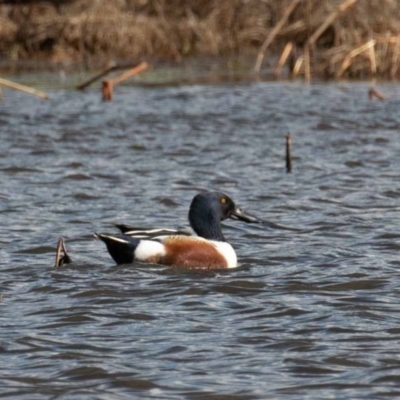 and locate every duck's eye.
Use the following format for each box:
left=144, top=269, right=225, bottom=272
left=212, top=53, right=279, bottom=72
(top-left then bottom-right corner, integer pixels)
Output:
left=220, top=197, right=226, bottom=204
